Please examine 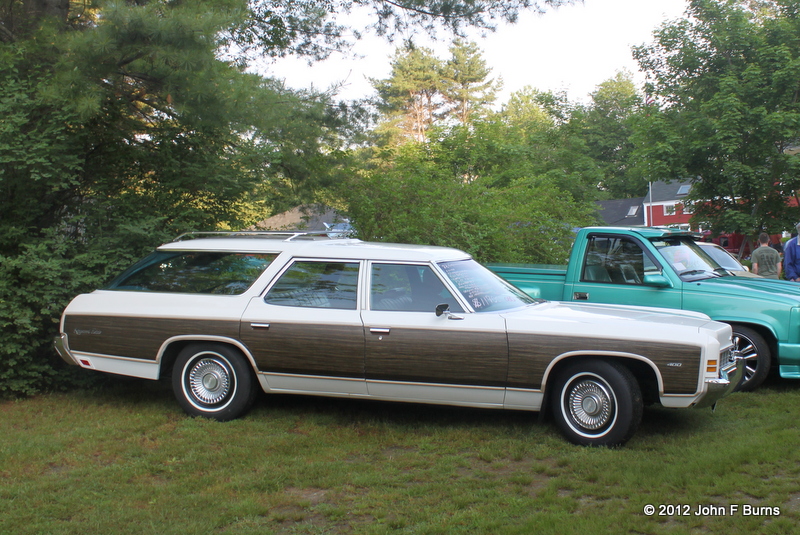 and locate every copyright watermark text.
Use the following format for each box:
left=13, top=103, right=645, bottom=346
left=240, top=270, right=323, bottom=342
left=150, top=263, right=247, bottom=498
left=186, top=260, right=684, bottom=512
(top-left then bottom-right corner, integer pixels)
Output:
left=643, top=504, right=780, bottom=517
